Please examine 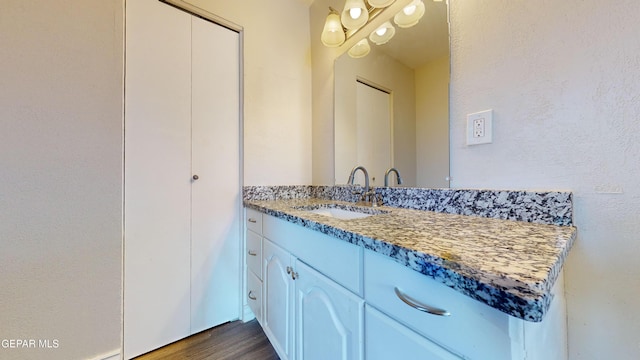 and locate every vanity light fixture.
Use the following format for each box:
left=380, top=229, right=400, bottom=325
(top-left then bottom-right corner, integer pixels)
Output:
left=393, top=0, right=425, bottom=28
left=348, top=38, right=371, bottom=58
left=369, top=21, right=395, bottom=45
left=321, top=0, right=436, bottom=58
left=368, top=0, right=396, bottom=8
left=341, top=0, right=369, bottom=30
left=321, top=8, right=346, bottom=47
